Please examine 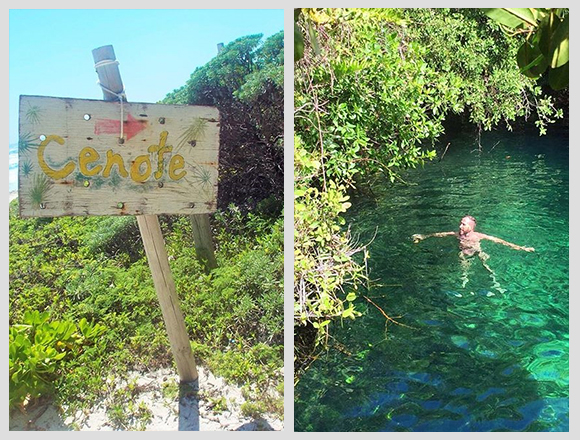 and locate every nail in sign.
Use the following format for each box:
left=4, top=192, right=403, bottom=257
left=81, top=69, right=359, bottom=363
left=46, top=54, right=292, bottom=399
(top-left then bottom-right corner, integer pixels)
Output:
left=18, top=95, right=220, bottom=217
